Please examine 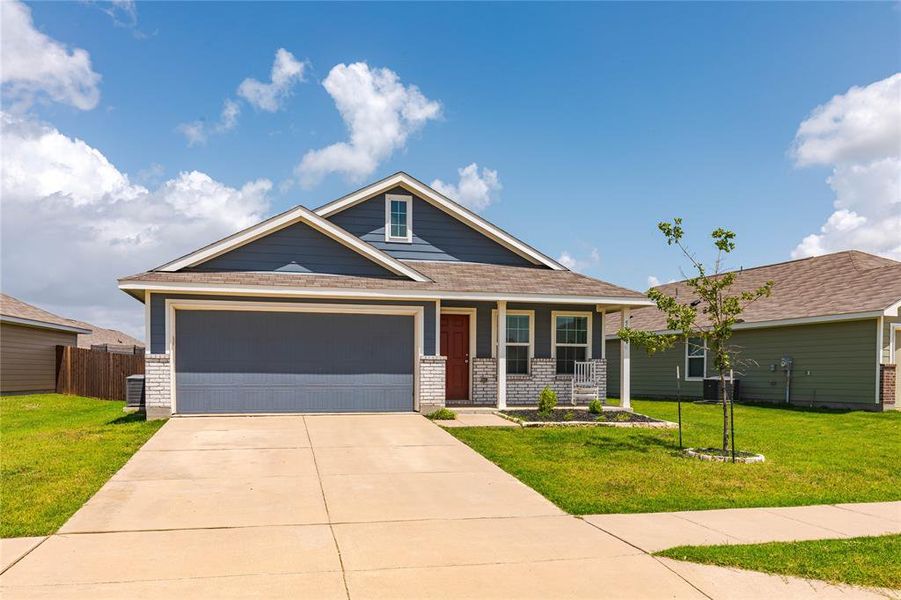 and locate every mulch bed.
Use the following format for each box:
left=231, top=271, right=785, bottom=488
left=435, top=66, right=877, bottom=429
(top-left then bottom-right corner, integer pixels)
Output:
left=500, top=409, right=659, bottom=423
